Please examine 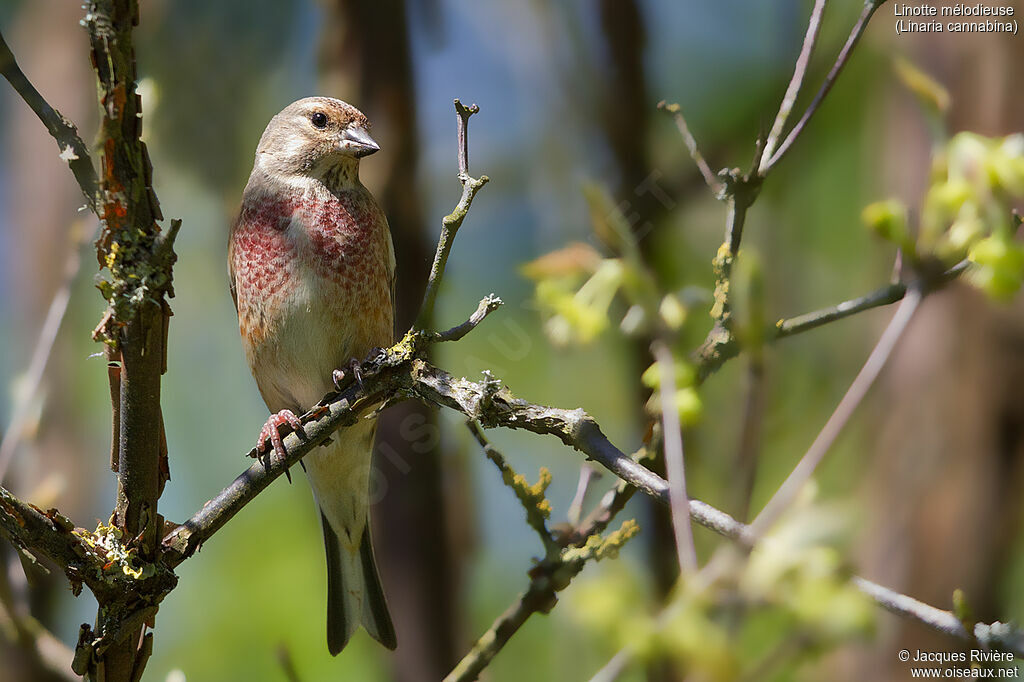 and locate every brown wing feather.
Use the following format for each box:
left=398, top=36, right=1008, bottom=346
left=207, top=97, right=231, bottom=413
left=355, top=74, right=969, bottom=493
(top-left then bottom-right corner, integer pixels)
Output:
left=227, top=217, right=239, bottom=312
